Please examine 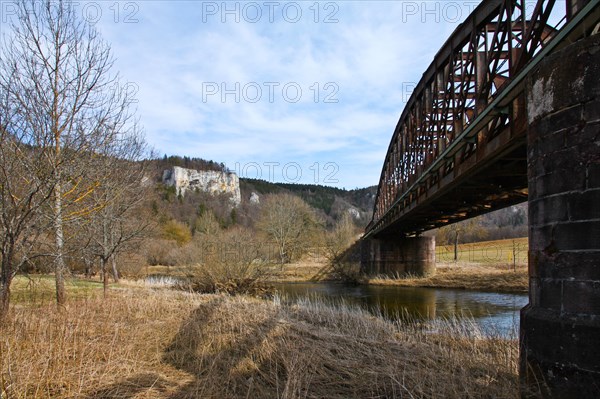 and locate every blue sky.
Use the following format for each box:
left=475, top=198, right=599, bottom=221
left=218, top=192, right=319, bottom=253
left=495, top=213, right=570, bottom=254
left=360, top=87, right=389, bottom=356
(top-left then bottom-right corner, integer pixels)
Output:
left=1, top=0, right=484, bottom=188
